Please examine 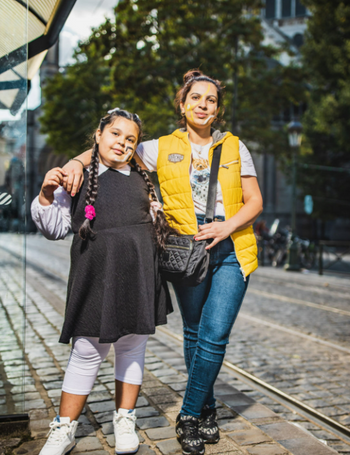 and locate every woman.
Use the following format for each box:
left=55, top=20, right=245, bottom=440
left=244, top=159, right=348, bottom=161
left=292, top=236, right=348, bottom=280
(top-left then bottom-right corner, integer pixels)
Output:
left=64, top=70, right=263, bottom=455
